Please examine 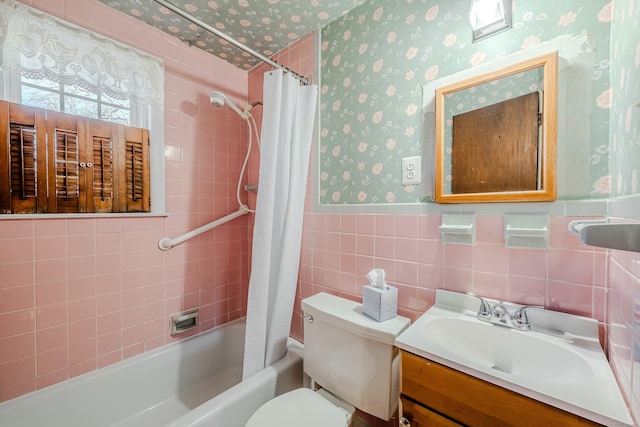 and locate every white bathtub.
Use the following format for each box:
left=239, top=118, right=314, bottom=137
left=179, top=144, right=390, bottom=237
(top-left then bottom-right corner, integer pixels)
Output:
left=0, top=319, right=304, bottom=427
